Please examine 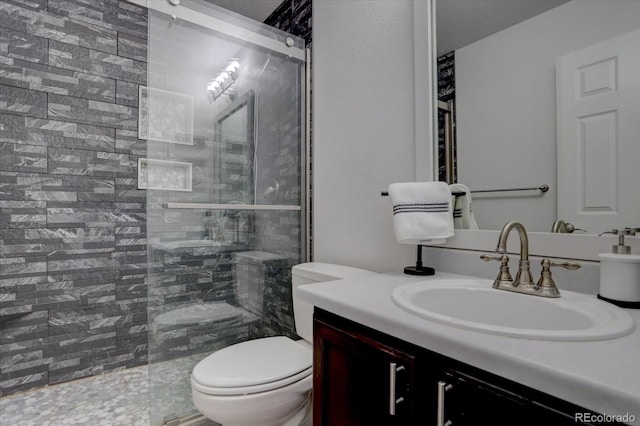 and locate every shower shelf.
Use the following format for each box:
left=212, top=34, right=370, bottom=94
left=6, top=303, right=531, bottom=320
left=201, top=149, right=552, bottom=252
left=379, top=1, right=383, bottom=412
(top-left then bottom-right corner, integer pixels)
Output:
left=164, top=202, right=301, bottom=211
